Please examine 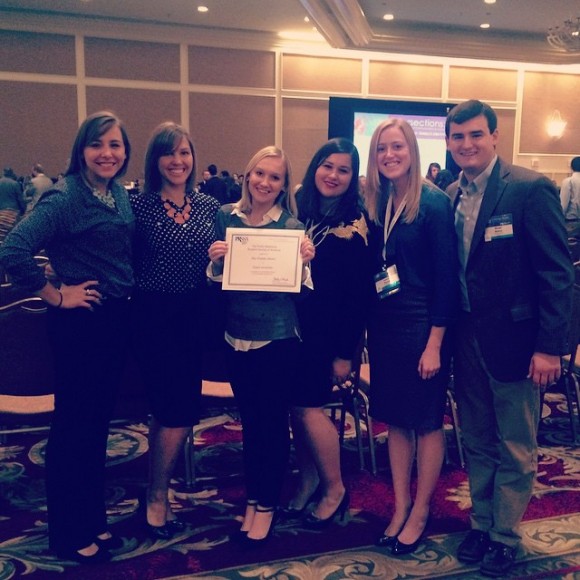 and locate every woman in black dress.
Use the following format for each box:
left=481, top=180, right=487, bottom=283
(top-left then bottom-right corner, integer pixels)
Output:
left=285, top=138, right=372, bottom=527
left=364, top=119, right=458, bottom=555
left=131, top=122, right=220, bottom=537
